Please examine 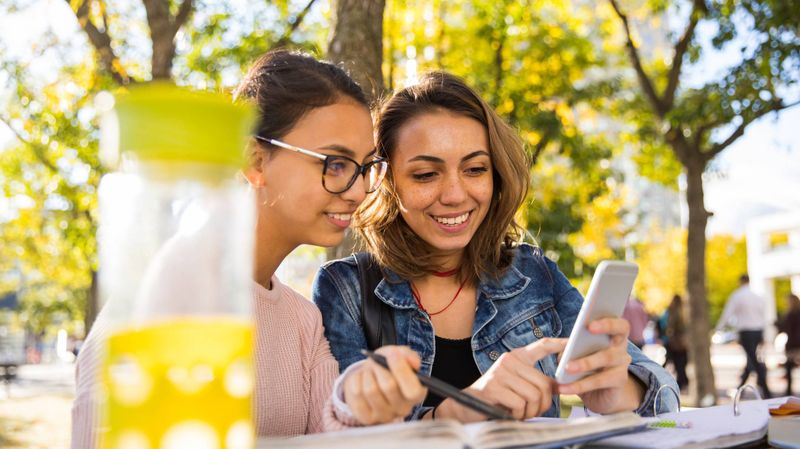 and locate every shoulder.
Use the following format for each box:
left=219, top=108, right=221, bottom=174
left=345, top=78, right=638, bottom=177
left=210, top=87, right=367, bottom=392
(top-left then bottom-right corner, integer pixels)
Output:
left=314, top=253, right=380, bottom=306
left=318, top=254, right=360, bottom=281
left=508, top=243, right=561, bottom=283
left=273, top=279, right=324, bottom=324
